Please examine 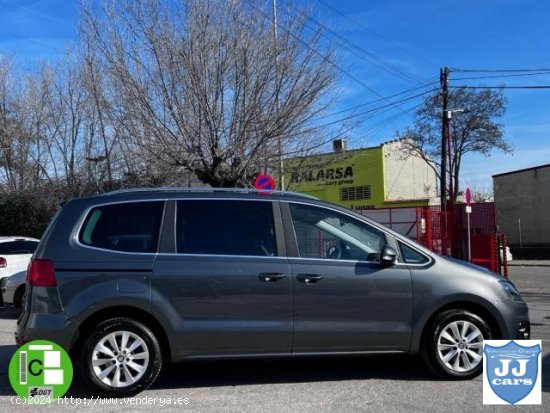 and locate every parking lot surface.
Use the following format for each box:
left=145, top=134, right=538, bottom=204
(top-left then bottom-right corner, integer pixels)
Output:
left=0, top=266, right=548, bottom=412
